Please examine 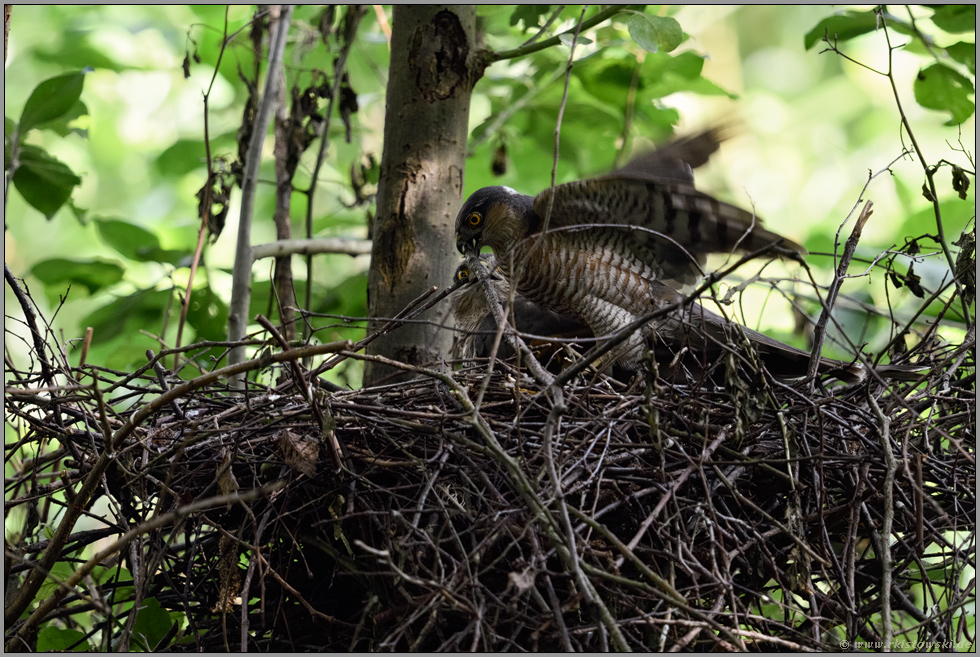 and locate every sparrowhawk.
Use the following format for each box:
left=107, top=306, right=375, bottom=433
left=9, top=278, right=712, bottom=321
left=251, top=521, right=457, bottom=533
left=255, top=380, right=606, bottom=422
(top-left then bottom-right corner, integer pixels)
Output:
left=453, top=129, right=916, bottom=383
